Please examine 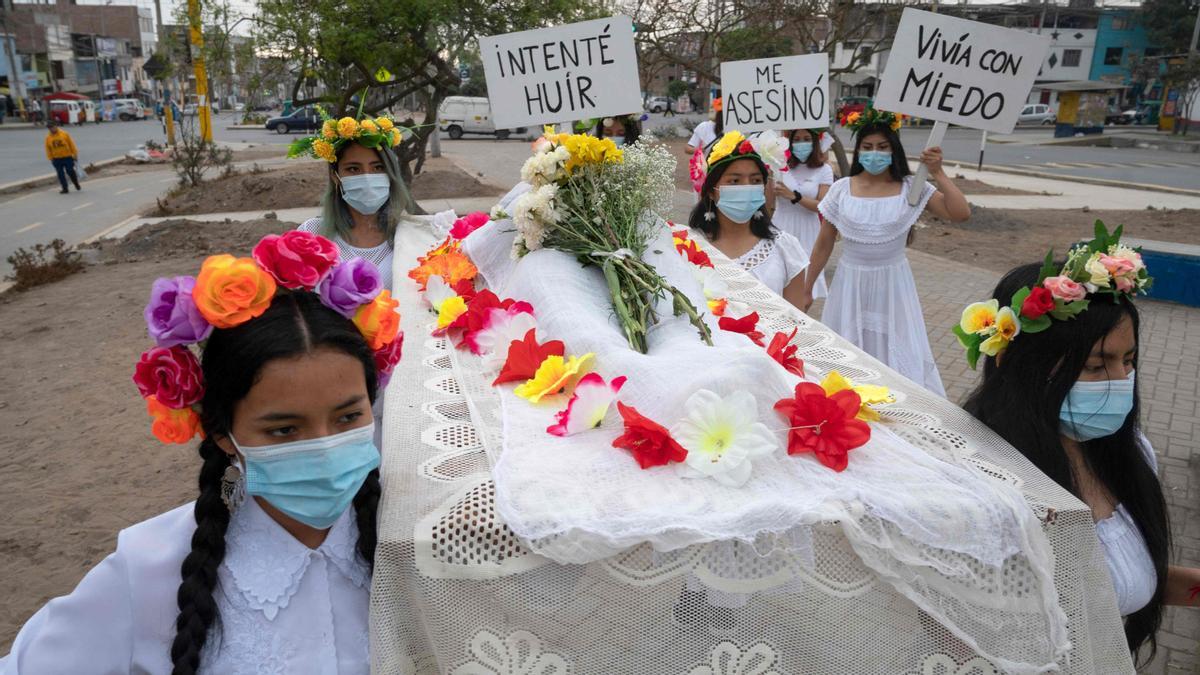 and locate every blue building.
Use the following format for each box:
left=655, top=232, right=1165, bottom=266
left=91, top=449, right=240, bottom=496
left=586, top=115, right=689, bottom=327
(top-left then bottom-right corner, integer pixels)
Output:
left=1089, top=10, right=1154, bottom=106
